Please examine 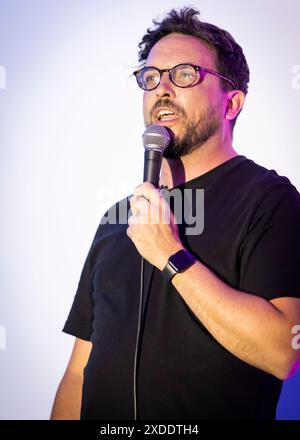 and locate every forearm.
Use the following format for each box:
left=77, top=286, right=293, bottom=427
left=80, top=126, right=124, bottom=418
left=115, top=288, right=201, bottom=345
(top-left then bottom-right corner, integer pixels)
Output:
left=50, top=371, right=83, bottom=420
left=172, top=260, right=294, bottom=379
